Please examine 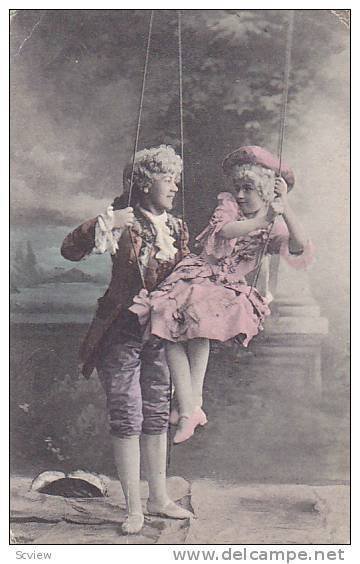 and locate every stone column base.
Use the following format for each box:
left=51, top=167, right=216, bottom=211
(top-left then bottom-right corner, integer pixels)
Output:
left=250, top=334, right=324, bottom=399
